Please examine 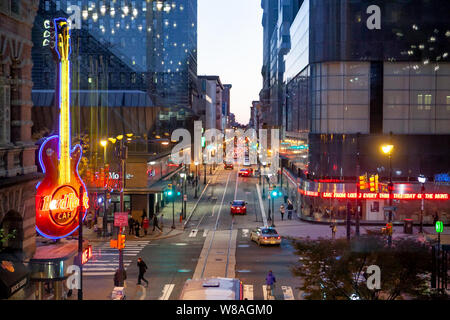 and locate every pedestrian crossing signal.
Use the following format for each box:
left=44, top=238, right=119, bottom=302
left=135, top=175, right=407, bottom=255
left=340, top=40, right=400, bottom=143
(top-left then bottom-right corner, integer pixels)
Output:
left=369, top=174, right=379, bottom=192
left=110, top=239, right=118, bottom=249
